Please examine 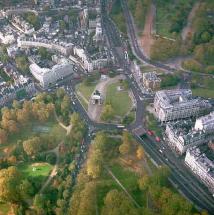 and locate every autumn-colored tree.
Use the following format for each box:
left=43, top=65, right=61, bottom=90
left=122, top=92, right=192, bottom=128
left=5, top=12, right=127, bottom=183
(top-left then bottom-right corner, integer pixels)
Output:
left=0, top=166, right=22, bottom=203
left=119, top=142, right=131, bottom=155
left=77, top=182, right=97, bottom=215
left=22, top=136, right=42, bottom=156
left=136, top=146, right=145, bottom=160
left=69, top=112, right=86, bottom=143
left=101, top=104, right=114, bottom=122
left=0, top=128, right=7, bottom=144
left=101, top=189, right=139, bottom=215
